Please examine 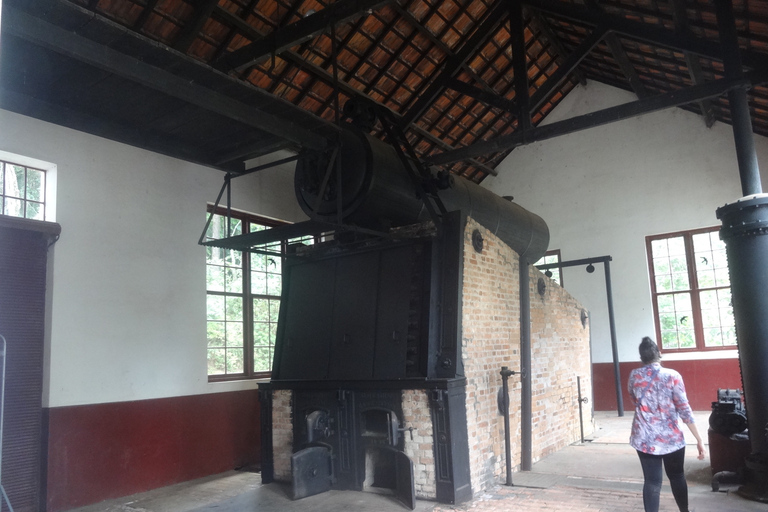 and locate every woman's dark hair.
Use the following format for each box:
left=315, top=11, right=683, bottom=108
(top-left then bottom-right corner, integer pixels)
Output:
left=639, top=336, right=661, bottom=364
